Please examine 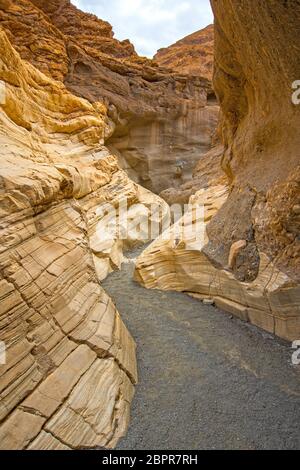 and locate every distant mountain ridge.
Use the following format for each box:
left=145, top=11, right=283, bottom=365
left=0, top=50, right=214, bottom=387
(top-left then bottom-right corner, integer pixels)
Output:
left=154, top=24, right=214, bottom=80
